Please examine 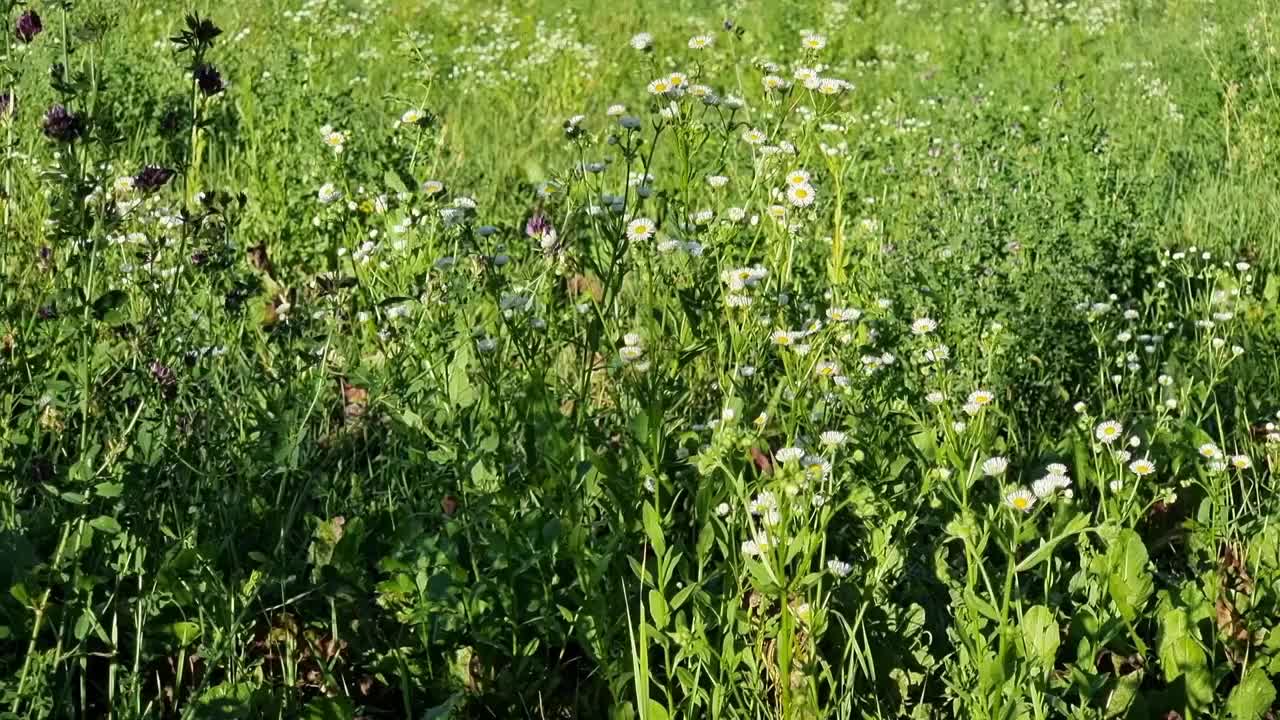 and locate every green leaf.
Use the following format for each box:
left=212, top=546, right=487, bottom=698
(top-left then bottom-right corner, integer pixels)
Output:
left=669, top=583, right=697, bottom=612
left=695, top=521, right=714, bottom=560
left=89, top=515, right=122, bottom=535
left=963, top=587, right=1001, bottom=624
left=1105, top=670, right=1144, bottom=718
left=94, top=482, right=124, bottom=498
left=421, top=693, right=463, bottom=719
left=644, top=699, right=670, bottom=720
left=1106, top=529, right=1152, bottom=622
left=91, top=290, right=128, bottom=320
left=1016, top=512, right=1091, bottom=572
left=1020, top=605, right=1060, bottom=669
left=302, top=696, right=354, bottom=720
left=383, top=169, right=410, bottom=195
left=170, top=621, right=202, bottom=646
left=447, top=348, right=476, bottom=409
left=648, top=589, right=669, bottom=629
left=1158, top=607, right=1213, bottom=711
left=641, top=502, right=666, bottom=559
left=1227, top=669, right=1276, bottom=720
